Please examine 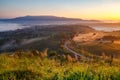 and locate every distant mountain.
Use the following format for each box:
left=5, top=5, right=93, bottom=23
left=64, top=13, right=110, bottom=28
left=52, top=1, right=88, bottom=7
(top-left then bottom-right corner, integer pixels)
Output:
left=0, top=16, right=102, bottom=22
left=0, top=16, right=101, bottom=26
left=0, top=16, right=83, bottom=21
